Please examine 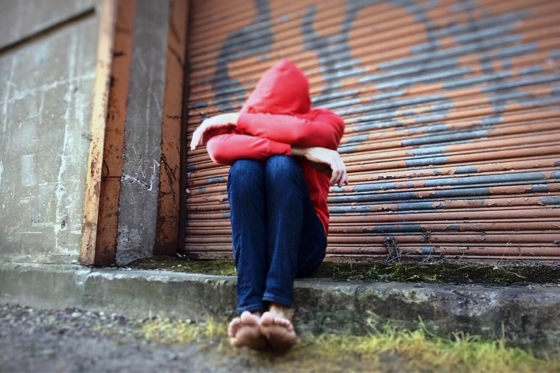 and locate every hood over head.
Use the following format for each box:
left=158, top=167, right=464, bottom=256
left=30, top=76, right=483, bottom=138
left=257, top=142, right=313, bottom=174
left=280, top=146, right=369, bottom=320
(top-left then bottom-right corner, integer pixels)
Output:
left=241, top=59, right=311, bottom=116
